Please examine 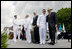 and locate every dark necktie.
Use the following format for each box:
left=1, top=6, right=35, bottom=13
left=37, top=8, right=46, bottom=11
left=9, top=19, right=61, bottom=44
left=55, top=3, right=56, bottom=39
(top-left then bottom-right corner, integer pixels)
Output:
left=48, top=14, right=50, bottom=18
